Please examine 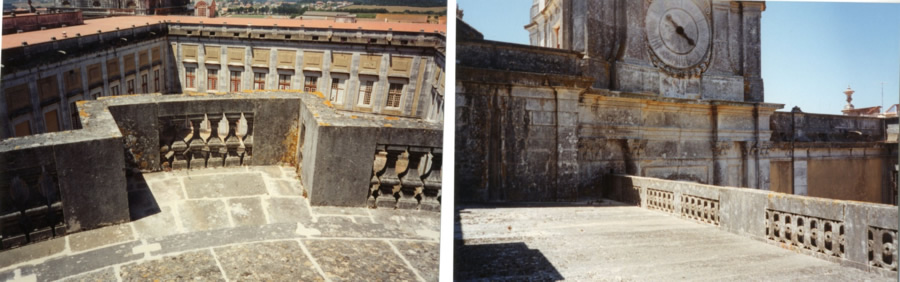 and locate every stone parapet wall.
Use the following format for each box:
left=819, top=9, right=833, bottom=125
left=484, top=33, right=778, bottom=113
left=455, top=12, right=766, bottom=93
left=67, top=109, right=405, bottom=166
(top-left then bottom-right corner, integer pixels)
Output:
left=771, top=111, right=887, bottom=142
left=605, top=174, right=898, bottom=276
left=2, top=11, right=84, bottom=35
left=296, top=93, right=442, bottom=208
left=603, top=175, right=898, bottom=276
left=0, top=97, right=128, bottom=249
left=457, top=40, right=583, bottom=77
